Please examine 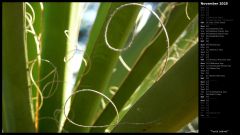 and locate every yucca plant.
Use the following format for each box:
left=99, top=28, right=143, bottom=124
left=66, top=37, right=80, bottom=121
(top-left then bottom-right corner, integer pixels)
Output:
left=2, top=2, right=198, bottom=133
